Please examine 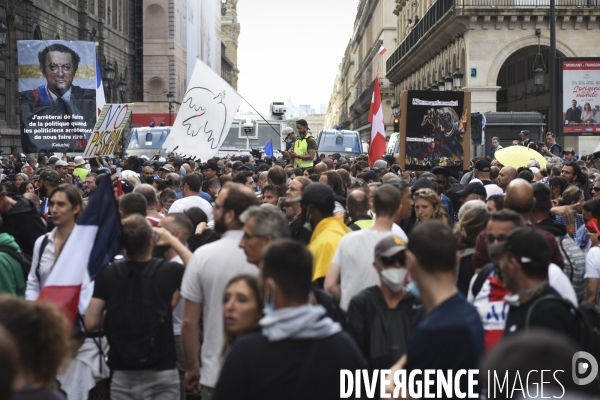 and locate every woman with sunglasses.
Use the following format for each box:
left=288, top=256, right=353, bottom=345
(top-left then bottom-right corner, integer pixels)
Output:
left=413, top=188, right=448, bottom=224
left=592, top=176, right=600, bottom=201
